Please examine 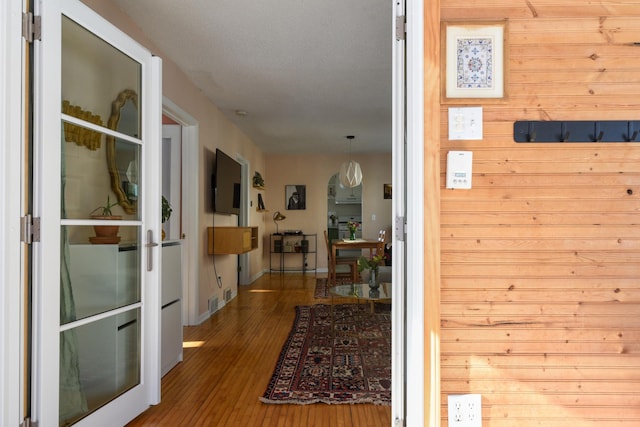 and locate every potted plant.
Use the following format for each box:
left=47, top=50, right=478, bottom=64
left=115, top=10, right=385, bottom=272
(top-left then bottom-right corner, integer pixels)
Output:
left=253, top=171, right=265, bottom=189
left=90, top=195, right=121, bottom=243
left=162, top=196, right=172, bottom=240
